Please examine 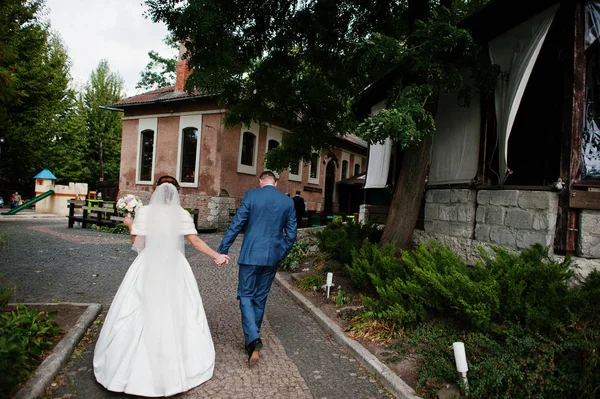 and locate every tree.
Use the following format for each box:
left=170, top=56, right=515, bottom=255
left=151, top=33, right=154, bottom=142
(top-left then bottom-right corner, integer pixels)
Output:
left=136, top=34, right=178, bottom=90
left=80, top=60, right=125, bottom=184
left=0, top=0, right=75, bottom=192
left=145, top=0, right=492, bottom=248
